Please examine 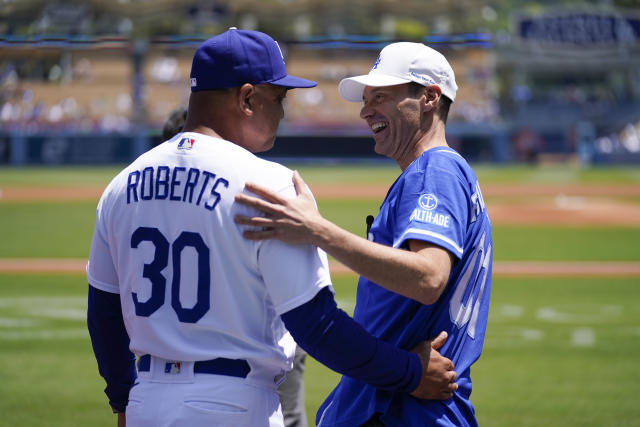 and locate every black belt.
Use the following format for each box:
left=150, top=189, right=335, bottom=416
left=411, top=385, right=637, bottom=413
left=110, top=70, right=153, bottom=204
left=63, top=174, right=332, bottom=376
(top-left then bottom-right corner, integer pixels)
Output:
left=137, top=354, right=250, bottom=378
